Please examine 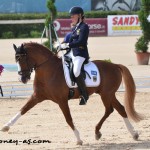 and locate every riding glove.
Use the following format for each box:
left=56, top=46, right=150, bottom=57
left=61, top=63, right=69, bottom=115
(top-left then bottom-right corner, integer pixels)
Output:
left=60, top=43, right=69, bottom=49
